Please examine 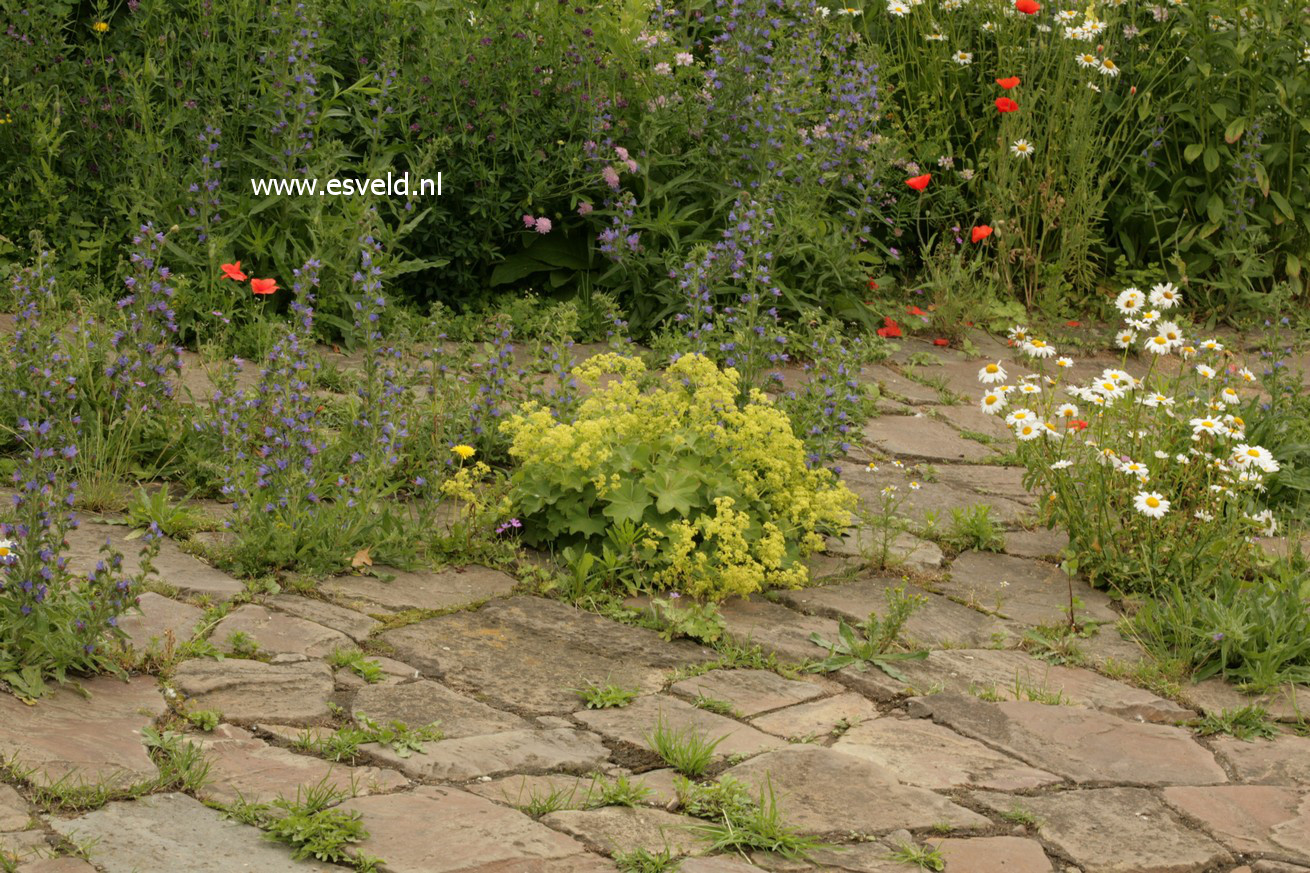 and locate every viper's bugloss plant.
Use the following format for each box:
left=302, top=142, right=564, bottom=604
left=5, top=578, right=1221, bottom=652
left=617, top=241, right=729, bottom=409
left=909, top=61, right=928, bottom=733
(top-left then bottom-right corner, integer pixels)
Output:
left=503, top=353, right=855, bottom=601
left=1, top=255, right=160, bottom=697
